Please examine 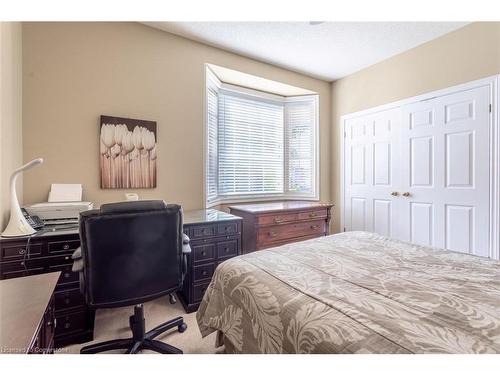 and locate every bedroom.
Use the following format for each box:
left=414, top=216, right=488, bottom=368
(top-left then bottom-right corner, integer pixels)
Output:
left=1, top=0, right=500, bottom=372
